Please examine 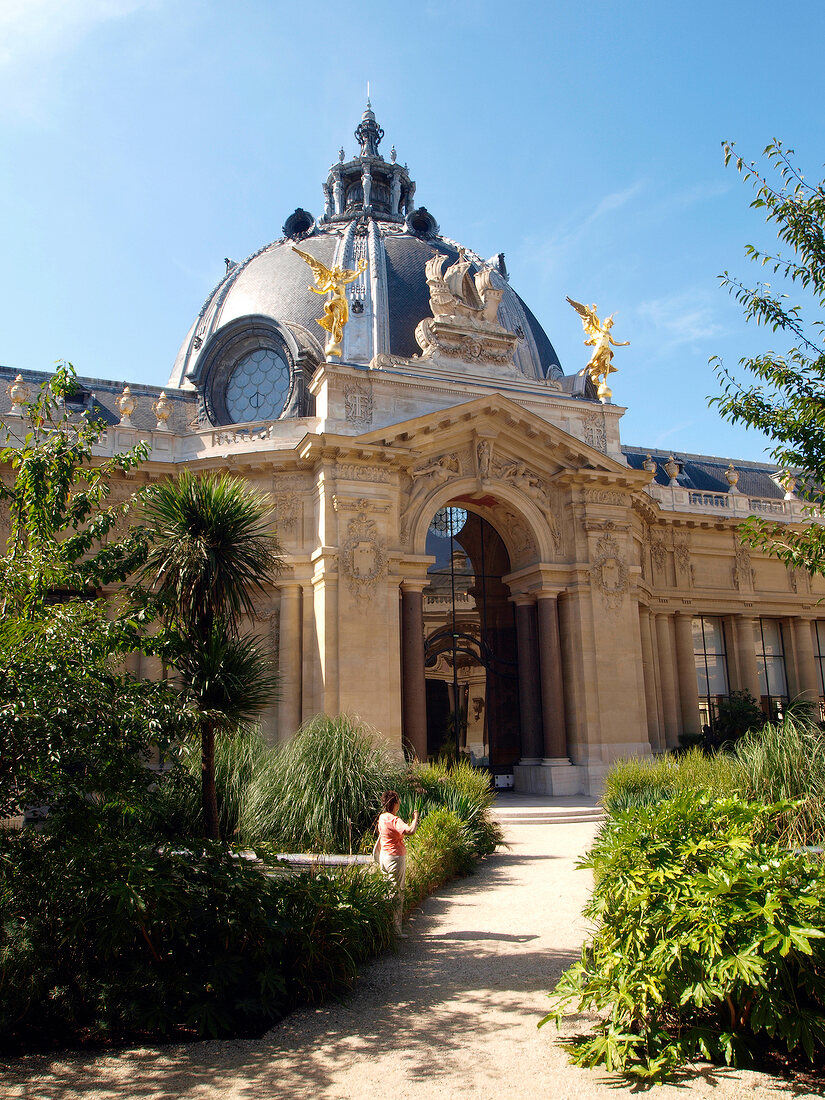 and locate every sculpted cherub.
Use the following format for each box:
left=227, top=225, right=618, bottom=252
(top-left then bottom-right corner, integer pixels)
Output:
left=293, top=246, right=368, bottom=357
left=567, top=297, right=629, bottom=400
